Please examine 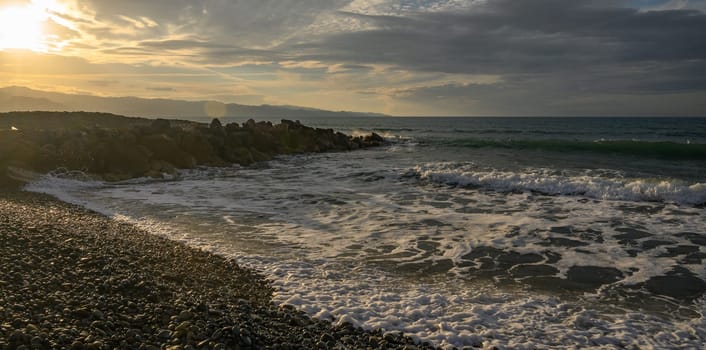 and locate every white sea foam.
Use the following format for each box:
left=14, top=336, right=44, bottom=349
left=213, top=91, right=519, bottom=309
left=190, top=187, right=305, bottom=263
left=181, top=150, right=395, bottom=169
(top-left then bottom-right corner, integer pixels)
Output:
left=24, top=151, right=706, bottom=349
left=351, top=129, right=413, bottom=144
left=412, top=162, right=706, bottom=206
